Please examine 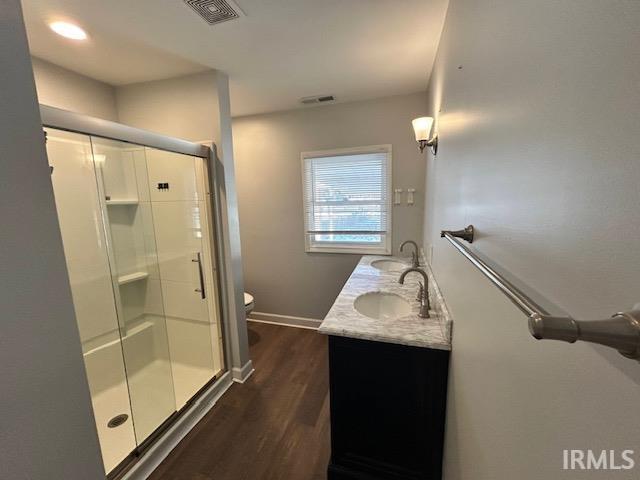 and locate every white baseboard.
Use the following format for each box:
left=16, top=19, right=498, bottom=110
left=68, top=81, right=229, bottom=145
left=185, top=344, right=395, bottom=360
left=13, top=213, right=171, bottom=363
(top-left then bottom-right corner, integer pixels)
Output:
left=122, top=372, right=233, bottom=480
left=248, top=311, right=322, bottom=330
left=231, top=359, right=254, bottom=383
